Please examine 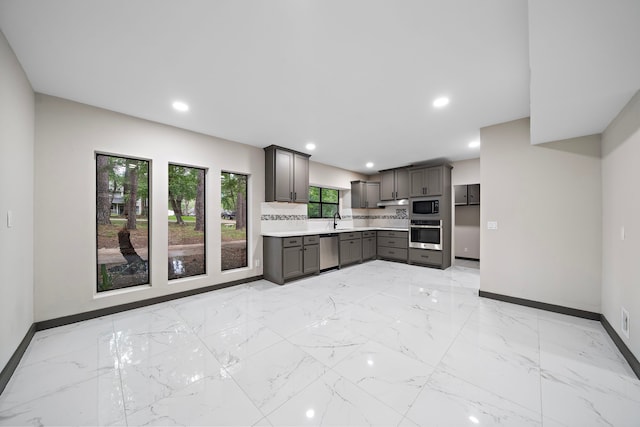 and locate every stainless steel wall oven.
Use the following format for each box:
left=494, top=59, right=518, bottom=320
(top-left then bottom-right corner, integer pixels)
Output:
left=409, top=219, right=443, bottom=250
